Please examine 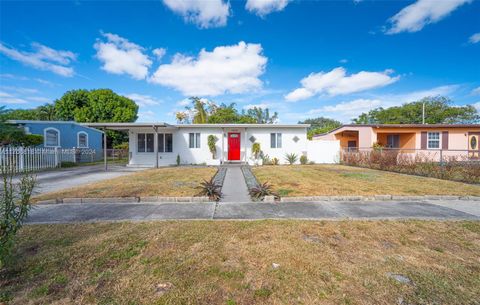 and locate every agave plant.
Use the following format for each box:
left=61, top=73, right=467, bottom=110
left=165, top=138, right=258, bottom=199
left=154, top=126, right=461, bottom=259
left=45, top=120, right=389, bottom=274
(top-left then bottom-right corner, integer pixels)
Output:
left=285, top=153, right=298, bottom=165
left=249, top=182, right=278, bottom=201
left=196, top=178, right=222, bottom=201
